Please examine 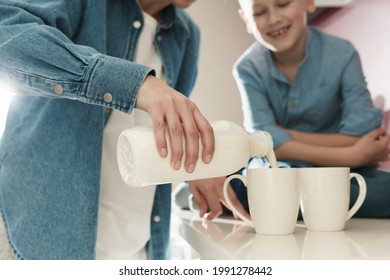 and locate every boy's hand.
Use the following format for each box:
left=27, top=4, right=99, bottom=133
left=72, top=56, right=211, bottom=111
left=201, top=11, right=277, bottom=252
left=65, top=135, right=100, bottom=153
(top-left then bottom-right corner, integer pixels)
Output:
left=352, top=128, right=390, bottom=167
